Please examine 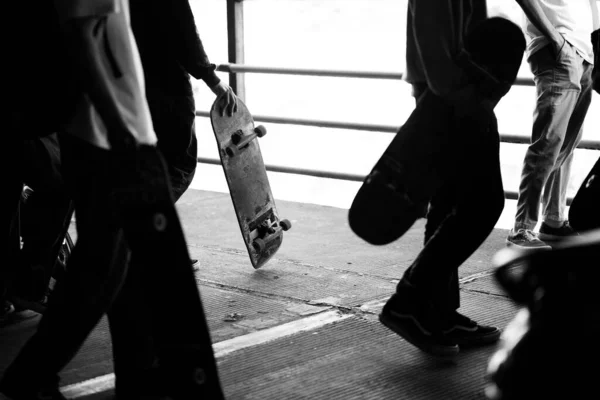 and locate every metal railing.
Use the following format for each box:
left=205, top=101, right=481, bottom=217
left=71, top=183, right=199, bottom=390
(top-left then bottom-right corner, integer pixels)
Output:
left=203, top=2, right=598, bottom=205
